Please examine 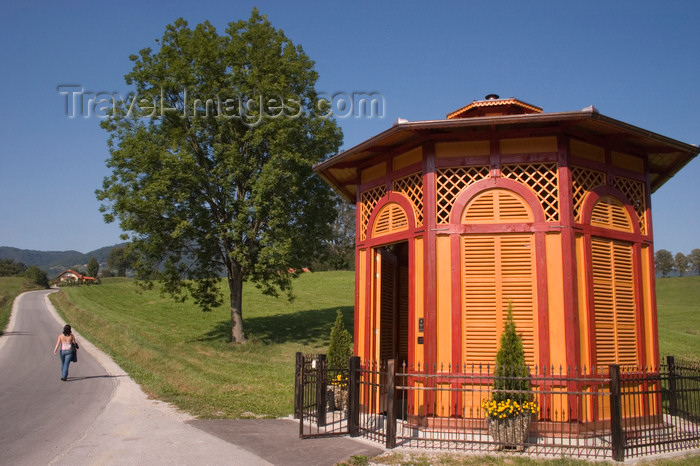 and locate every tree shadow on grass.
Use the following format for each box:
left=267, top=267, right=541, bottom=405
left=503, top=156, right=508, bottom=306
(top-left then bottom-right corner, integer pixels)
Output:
left=195, top=306, right=354, bottom=346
